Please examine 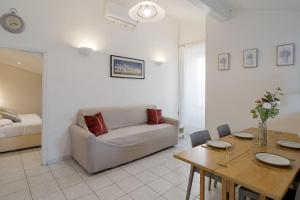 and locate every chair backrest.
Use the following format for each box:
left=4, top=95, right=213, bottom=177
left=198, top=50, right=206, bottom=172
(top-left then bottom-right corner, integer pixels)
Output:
left=295, top=183, right=300, bottom=200
left=217, top=124, right=231, bottom=138
left=190, top=130, right=211, bottom=148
